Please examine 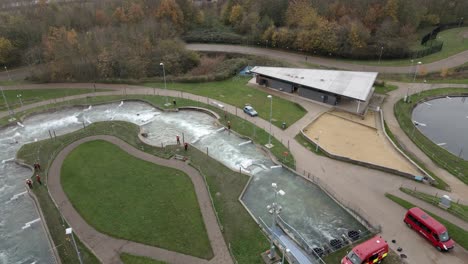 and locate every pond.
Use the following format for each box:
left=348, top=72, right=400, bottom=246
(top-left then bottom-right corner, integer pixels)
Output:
left=412, top=96, right=468, bottom=160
